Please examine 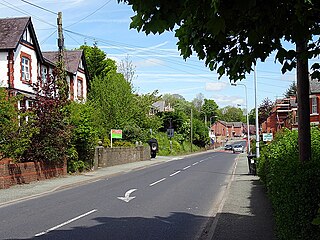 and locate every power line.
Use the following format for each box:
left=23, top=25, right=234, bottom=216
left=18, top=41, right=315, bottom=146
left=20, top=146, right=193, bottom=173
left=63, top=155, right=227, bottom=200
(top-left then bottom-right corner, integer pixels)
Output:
left=66, top=0, right=112, bottom=28
left=41, top=30, right=57, bottom=44
left=1, top=0, right=56, bottom=28
left=21, top=0, right=57, bottom=15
